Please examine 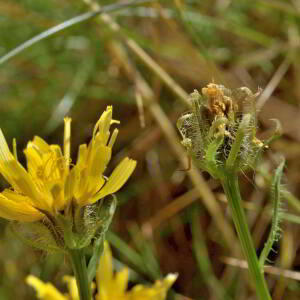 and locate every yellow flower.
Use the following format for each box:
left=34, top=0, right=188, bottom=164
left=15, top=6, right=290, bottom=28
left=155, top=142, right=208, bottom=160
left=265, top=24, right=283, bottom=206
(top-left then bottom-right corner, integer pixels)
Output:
left=0, top=106, right=136, bottom=222
left=27, top=242, right=178, bottom=300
